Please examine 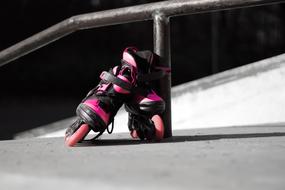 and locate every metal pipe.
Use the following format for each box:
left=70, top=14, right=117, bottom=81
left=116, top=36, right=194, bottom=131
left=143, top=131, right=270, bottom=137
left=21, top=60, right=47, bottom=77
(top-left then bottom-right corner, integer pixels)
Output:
left=153, top=13, right=172, bottom=138
left=1, top=0, right=284, bottom=66
left=0, top=20, right=76, bottom=66
left=211, top=12, right=220, bottom=74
